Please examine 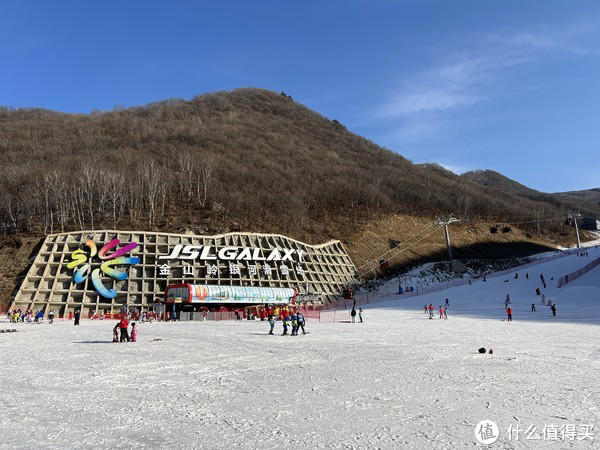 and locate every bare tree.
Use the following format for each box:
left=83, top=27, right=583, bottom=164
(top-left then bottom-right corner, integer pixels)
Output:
left=197, top=157, right=213, bottom=208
